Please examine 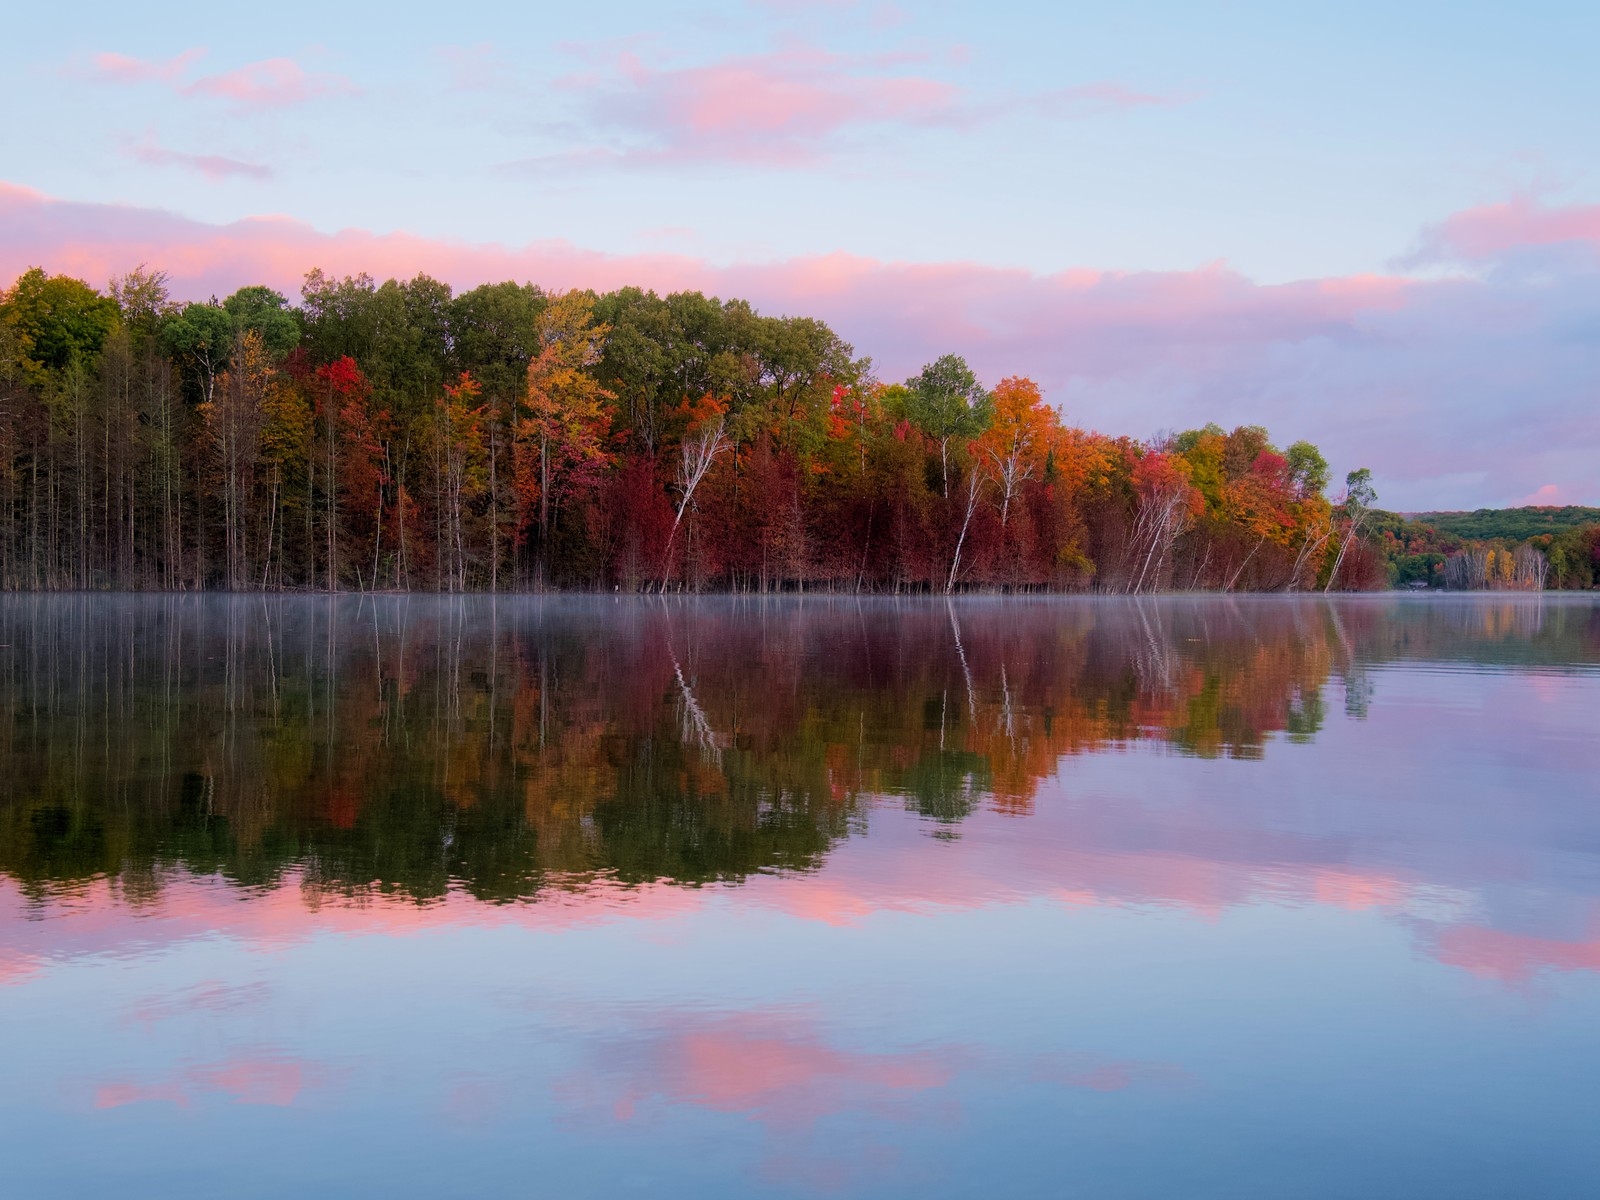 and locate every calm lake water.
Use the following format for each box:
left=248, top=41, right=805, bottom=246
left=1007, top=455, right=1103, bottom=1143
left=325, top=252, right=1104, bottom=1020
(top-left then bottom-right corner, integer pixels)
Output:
left=2, top=595, right=1597, bottom=1199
